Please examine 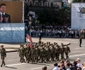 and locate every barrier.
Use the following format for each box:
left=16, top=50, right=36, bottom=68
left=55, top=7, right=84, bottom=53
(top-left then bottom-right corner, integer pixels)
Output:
left=0, top=23, right=25, bottom=43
